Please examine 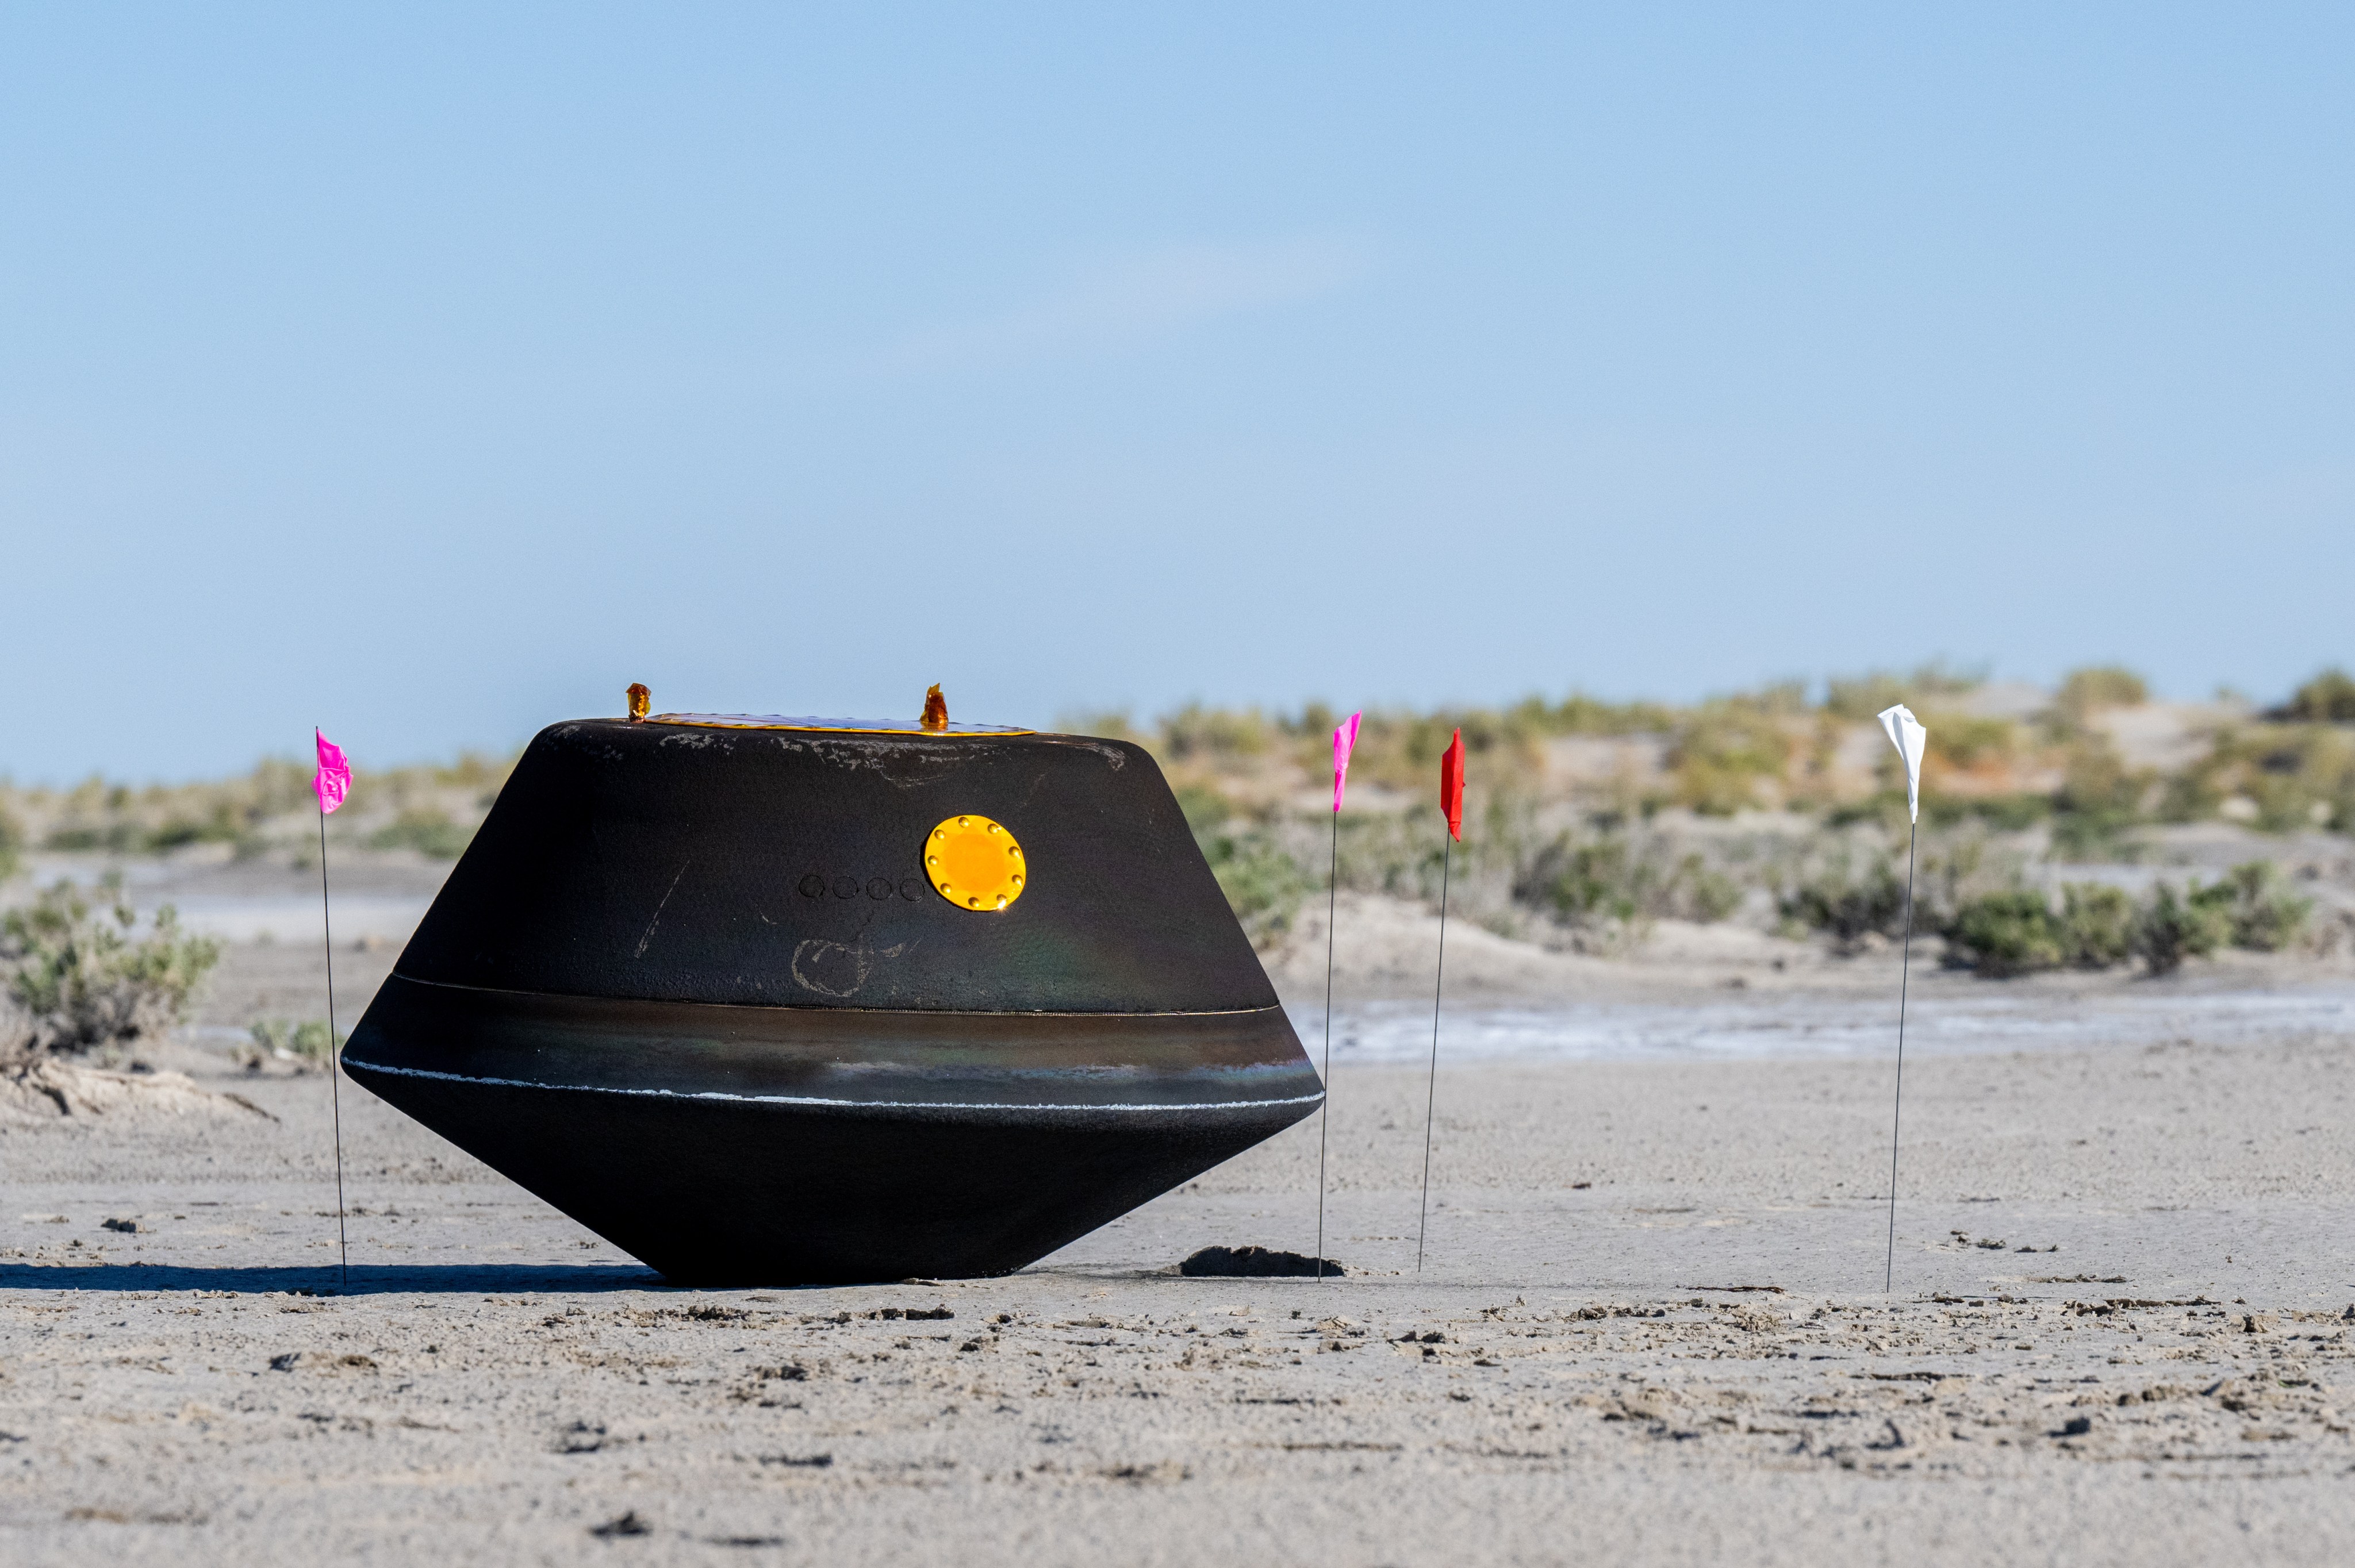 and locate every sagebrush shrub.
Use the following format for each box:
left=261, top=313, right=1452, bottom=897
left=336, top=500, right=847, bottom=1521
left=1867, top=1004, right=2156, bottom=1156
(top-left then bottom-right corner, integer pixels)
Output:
left=1775, top=850, right=1907, bottom=946
left=233, top=1018, right=341, bottom=1073
left=2199, top=861, right=2313, bottom=952
left=1516, top=829, right=1738, bottom=938
left=2058, top=883, right=2137, bottom=967
left=1196, top=827, right=1317, bottom=947
left=2134, top=883, right=2232, bottom=975
left=1943, top=891, right=2067, bottom=977
left=0, top=875, right=221, bottom=1054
